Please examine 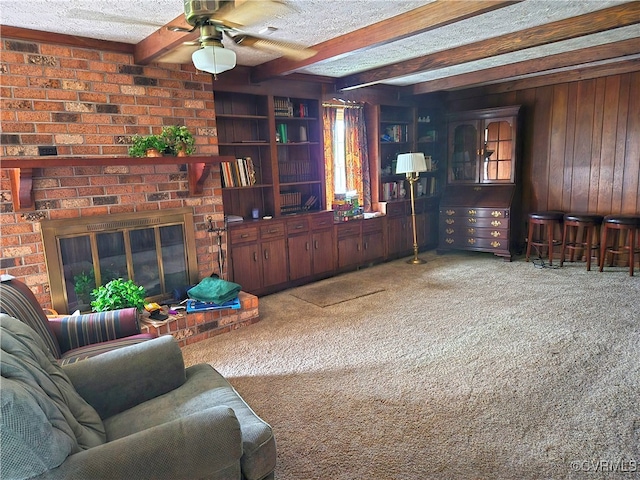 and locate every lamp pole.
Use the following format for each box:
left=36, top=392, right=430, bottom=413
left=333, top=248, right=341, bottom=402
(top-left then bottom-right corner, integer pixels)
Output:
left=406, top=171, right=425, bottom=265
